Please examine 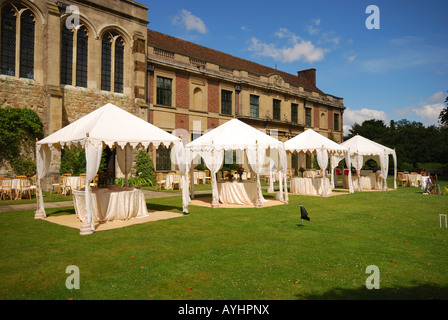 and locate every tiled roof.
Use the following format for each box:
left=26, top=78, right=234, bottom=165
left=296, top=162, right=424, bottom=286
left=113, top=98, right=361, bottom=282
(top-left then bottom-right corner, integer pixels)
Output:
left=147, top=29, right=324, bottom=95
